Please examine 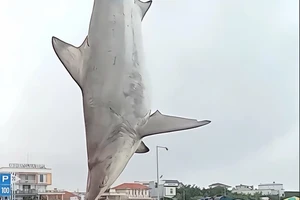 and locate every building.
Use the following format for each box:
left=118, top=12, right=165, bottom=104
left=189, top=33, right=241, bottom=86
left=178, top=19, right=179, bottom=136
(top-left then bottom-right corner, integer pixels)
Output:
left=161, top=180, right=183, bottom=198
left=232, top=184, right=260, bottom=195
left=71, top=191, right=86, bottom=200
left=162, top=180, right=184, bottom=188
left=100, top=183, right=152, bottom=200
left=61, top=191, right=82, bottom=200
left=39, top=189, right=65, bottom=200
left=0, top=163, right=54, bottom=199
left=0, top=163, right=67, bottom=200
left=208, top=183, right=232, bottom=189
left=258, top=182, right=285, bottom=197
left=134, top=181, right=158, bottom=198
left=133, top=181, right=150, bottom=188
left=135, top=180, right=182, bottom=199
